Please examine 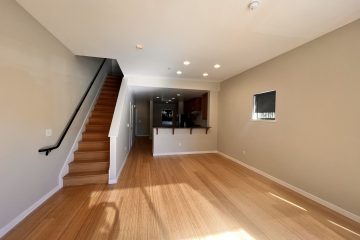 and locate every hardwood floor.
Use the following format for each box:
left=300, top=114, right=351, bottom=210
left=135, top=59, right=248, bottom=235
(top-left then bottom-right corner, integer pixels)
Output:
left=3, top=137, right=360, bottom=239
